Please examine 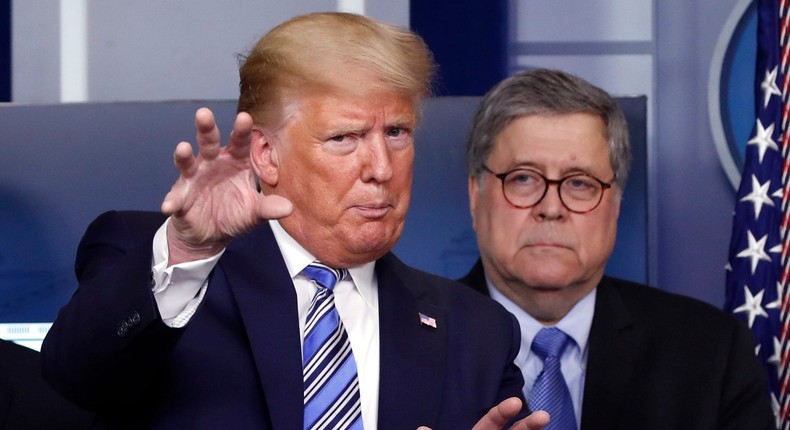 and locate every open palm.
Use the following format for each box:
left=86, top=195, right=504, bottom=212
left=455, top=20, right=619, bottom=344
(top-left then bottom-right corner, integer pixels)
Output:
left=161, top=108, right=292, bottom=264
